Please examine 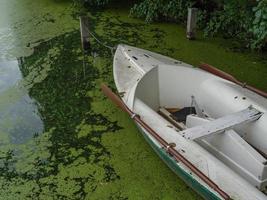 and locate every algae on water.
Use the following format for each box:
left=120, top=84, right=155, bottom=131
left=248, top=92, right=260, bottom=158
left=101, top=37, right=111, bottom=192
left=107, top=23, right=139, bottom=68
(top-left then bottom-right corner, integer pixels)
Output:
left=0, top=0, right=266, bottom=199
